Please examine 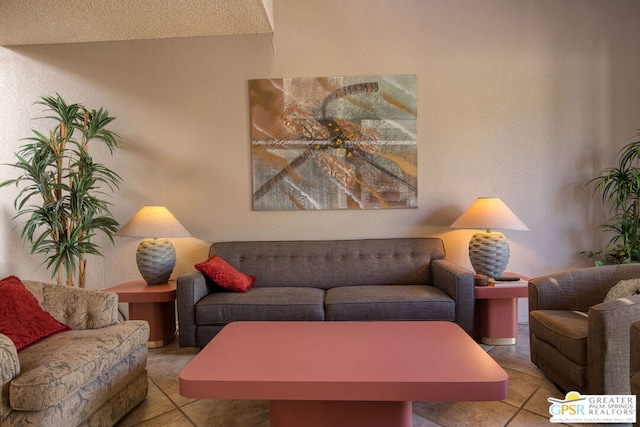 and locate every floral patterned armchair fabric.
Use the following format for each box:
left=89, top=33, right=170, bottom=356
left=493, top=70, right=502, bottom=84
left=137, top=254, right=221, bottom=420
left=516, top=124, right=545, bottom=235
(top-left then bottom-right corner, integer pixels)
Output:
left=1, top=280, right=150, bottom=427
